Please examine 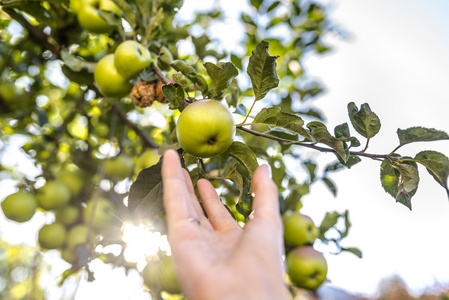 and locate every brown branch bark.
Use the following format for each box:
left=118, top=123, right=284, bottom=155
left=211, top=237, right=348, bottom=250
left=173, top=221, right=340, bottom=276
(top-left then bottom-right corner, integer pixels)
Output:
left=112, top=103, right=158, bottom=149
left=3, top=8, right=59, bottom=54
